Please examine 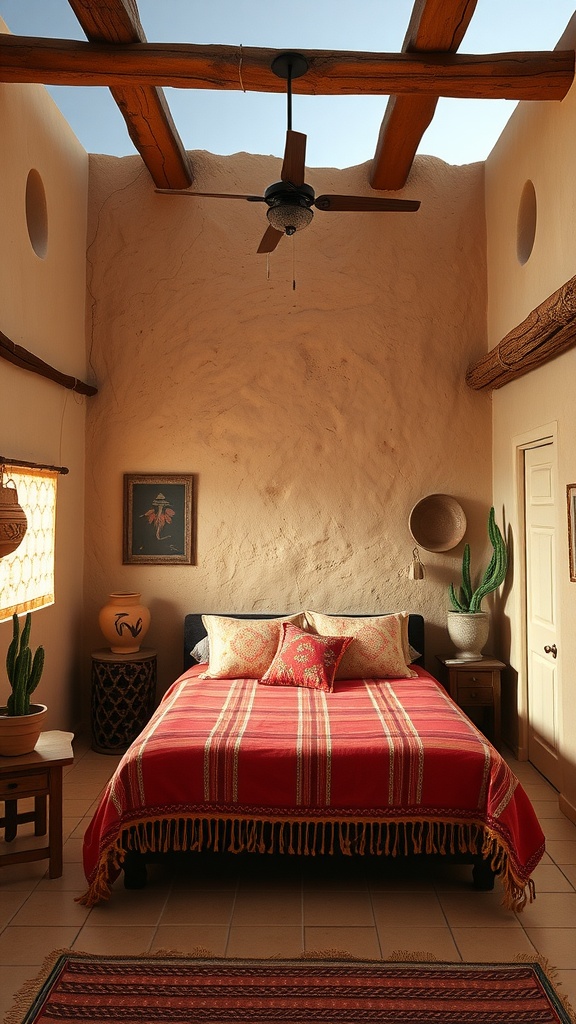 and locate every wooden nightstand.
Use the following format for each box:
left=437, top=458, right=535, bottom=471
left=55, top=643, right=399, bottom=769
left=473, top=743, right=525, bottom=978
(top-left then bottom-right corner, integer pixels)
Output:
left=0, top=730, right=74, bottom=878
left=436, top=656, right=504, bottom=747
